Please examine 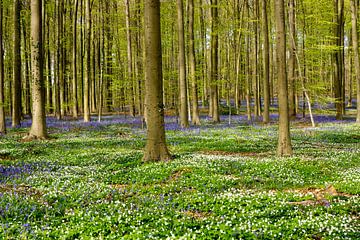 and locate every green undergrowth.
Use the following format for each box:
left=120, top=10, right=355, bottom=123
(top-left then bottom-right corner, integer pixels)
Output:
left=0, top=120, right=359, bottom=239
